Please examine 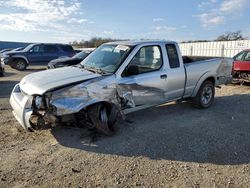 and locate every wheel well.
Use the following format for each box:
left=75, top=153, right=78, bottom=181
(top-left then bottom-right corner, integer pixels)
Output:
left=87, top=101, right=114, bottom=110
left=13, top=58, right=28, bottom=65
left=205, top=77, right=215, bottom=84
left=86, top=101, right=119, bottom=118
